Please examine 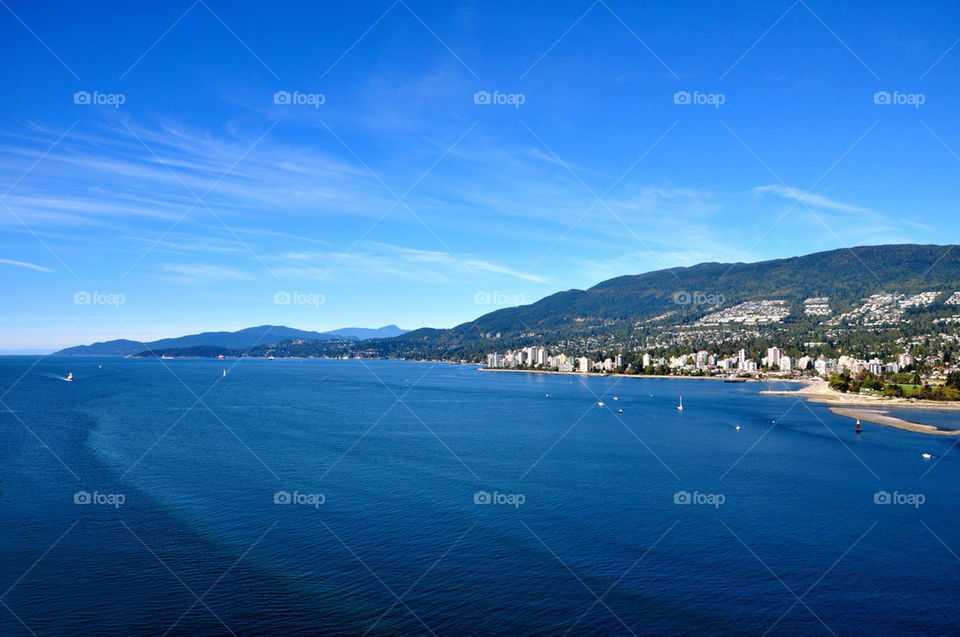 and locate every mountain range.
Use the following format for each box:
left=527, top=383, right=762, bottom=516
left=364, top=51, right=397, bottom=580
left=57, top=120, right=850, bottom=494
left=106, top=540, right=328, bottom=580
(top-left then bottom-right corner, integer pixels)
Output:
left=55, top=325, right=408, bottom=356
left=241, top=243, right=960, bottom=361
left=56, top=244, right=960, bottom=361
